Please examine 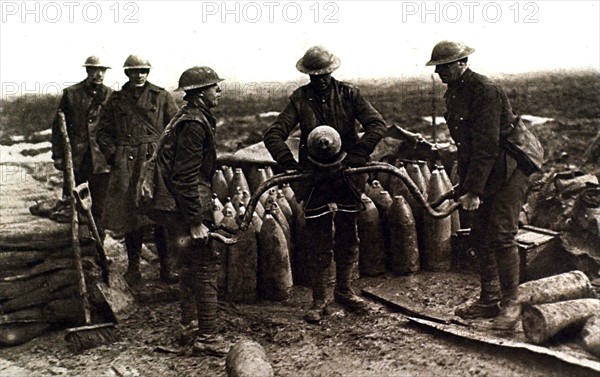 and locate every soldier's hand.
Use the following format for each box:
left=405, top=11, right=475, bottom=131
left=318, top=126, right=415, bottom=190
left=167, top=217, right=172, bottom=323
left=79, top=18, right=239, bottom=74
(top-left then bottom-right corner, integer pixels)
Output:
left=53, top=158, right=64, bottom=171
left=190, top=223, right=210, bottom=243
left=458, top=192, right=481, bottom=211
